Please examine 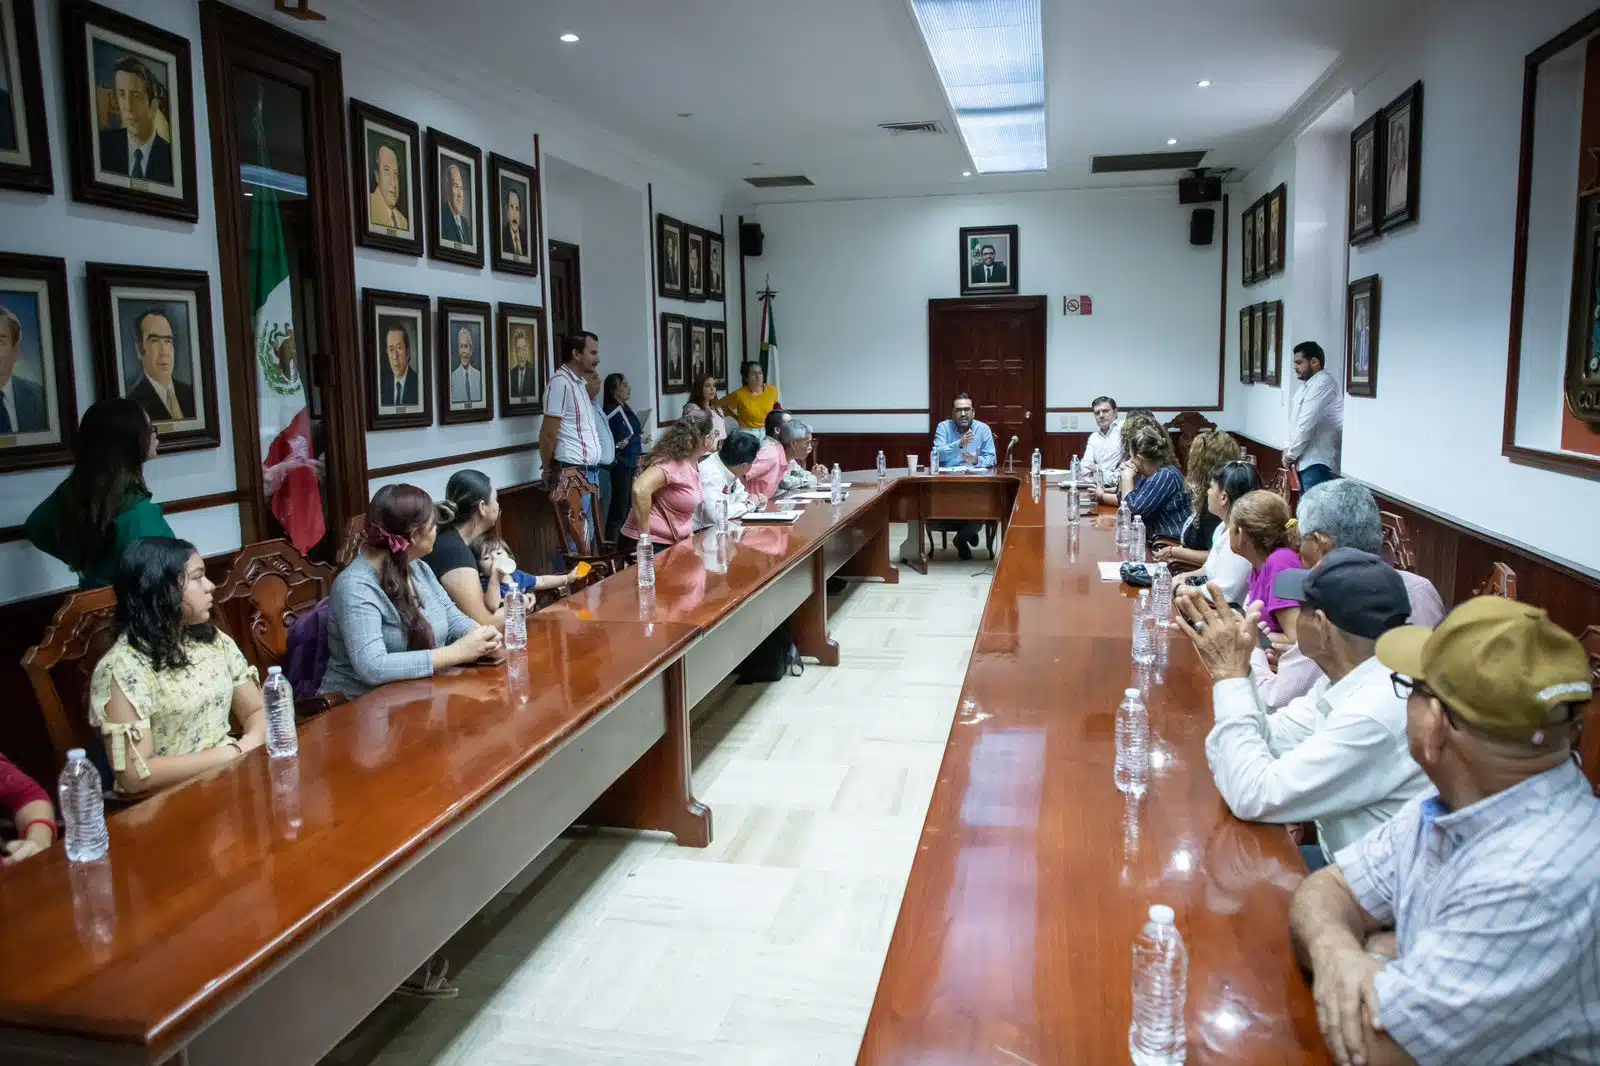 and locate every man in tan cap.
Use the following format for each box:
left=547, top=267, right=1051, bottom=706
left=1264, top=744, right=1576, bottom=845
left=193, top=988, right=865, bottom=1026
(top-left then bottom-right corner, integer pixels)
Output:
left=1288, top=597, right=1598, bottom=1066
